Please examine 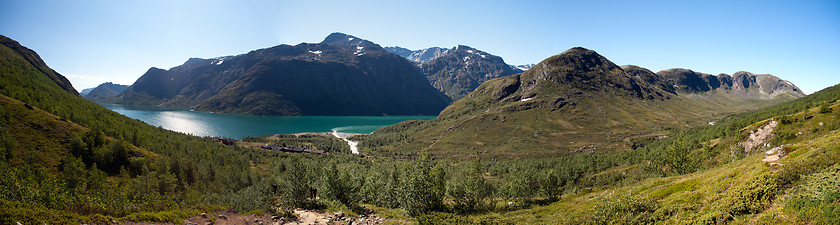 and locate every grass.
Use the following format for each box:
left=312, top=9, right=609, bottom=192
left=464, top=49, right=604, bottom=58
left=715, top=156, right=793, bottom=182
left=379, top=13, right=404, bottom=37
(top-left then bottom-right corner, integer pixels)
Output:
left=121, top=209, right=201, bottom=223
